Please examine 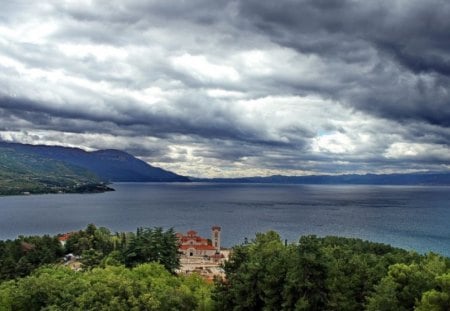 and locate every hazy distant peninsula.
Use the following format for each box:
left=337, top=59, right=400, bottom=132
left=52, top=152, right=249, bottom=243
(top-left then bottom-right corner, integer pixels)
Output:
left=192, top=172, right=450, bottom=185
